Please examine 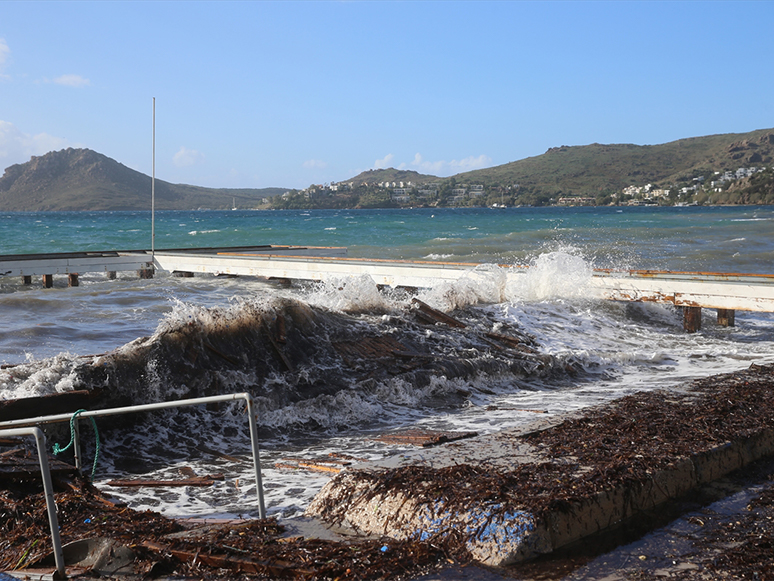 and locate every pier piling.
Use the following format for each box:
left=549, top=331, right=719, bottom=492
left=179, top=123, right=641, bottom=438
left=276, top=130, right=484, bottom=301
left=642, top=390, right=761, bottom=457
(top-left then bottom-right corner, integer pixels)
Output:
left=717, top=308, right=736, bottom=327
left=68, top=273, right=79, bottom=287
left=683, top=306, right=702, bottom=333
left=42, top=274, right=53, bottom=288
left=22, top=275, right=31, bottom=285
